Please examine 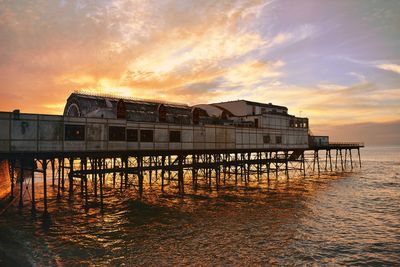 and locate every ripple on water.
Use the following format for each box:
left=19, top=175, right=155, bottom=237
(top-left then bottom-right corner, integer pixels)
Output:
left=1, top=149, right=400, bottom=266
